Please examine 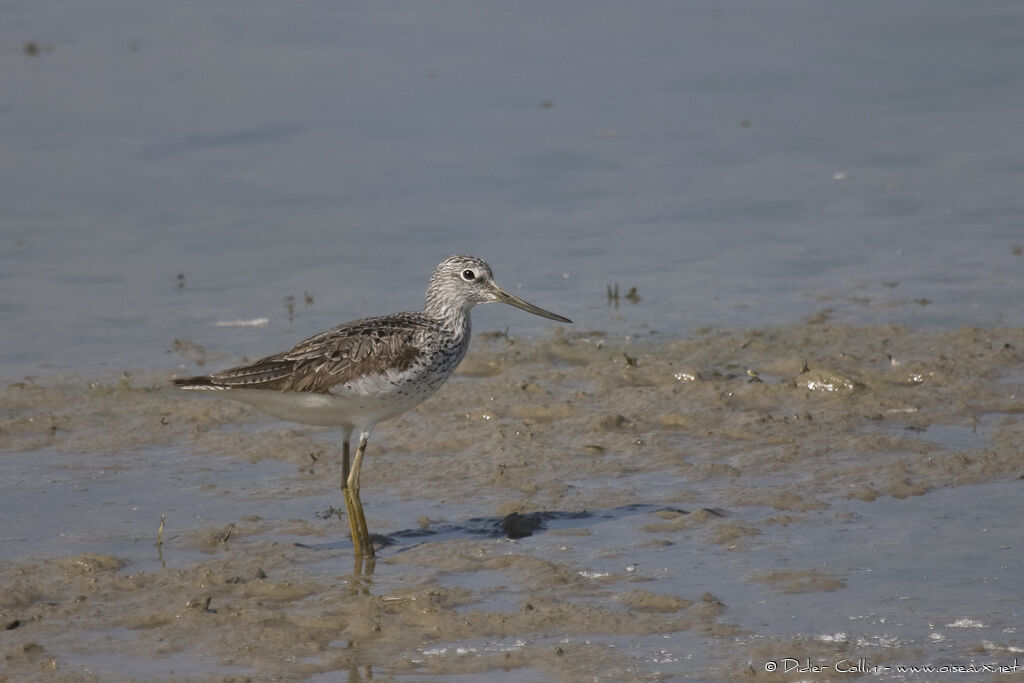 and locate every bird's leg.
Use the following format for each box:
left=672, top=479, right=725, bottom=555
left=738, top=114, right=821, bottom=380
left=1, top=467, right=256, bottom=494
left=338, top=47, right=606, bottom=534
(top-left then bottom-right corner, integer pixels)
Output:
left=340, top=431, right=367, bottom=557
left=342, top=486, right=364, bottom=557
left=345, top=432, right=373, bottom=557
left=350, top=436, right=374, bottom=557
left=341, top=437, right=351, bottom=485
